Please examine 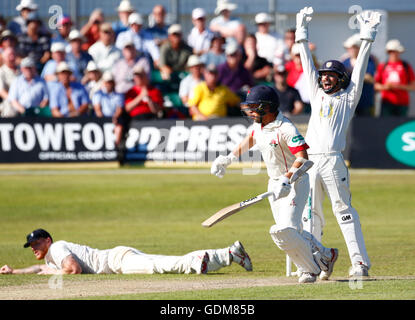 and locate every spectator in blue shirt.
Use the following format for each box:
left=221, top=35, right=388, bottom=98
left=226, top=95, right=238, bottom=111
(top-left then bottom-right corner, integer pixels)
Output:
left=41, top=42, right=68, bottom=82
left=66, top=30, right=93, bottom=83
left=8, top=57, right=48, bottom=115
left=112, top=0, right=135, bottom=38
left=145, top=5, right=169, bottom=47
left=92, top=71, right=124, bottom=119
left=48, top=62, right=90, bottom=117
